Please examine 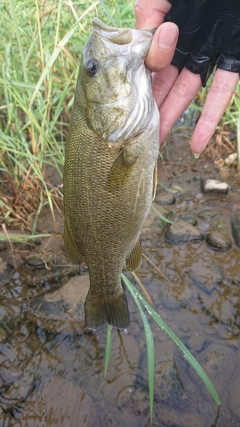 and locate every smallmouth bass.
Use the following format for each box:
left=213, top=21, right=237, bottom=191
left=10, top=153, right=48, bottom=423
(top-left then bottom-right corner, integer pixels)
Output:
left=63, top=18, right=159, bottom=330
